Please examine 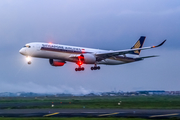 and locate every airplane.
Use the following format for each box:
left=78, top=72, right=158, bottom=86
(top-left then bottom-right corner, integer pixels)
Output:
left=19, top=36, right=166, bottom=71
